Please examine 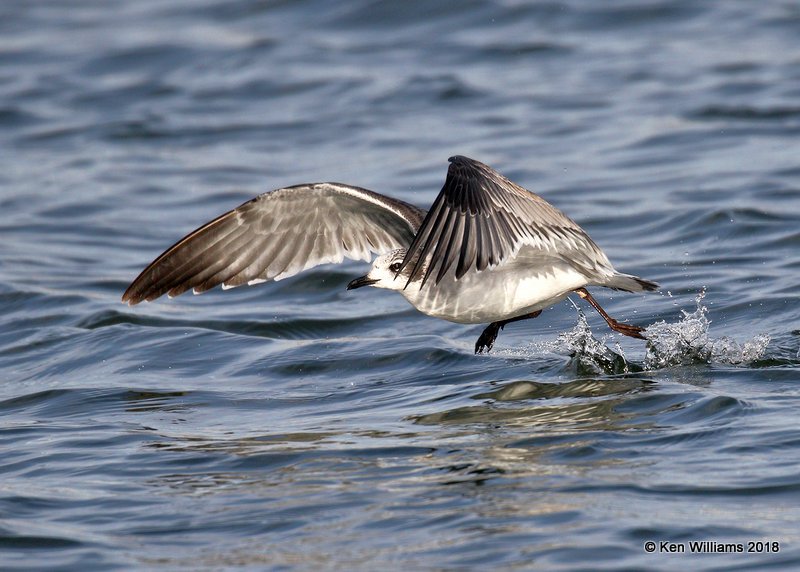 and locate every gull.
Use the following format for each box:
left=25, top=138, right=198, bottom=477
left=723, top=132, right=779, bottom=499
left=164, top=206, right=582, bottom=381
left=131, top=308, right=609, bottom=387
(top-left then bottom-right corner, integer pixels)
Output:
left=122, top=155, right=658, bottom=353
